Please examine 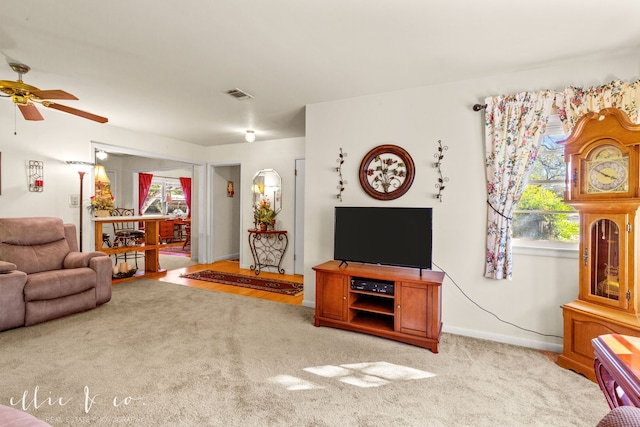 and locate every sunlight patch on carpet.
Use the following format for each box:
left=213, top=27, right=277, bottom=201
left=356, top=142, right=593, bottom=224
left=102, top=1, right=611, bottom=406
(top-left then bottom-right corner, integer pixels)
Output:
left=304, top=365, right=352, bottom=378
left=341, top=361, right=436, bottom=381
left=268, top=375, right=324, bottom=391
left=339, top=374, right=390, bottom=388
left=269, top=361, right=436, bottom=390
